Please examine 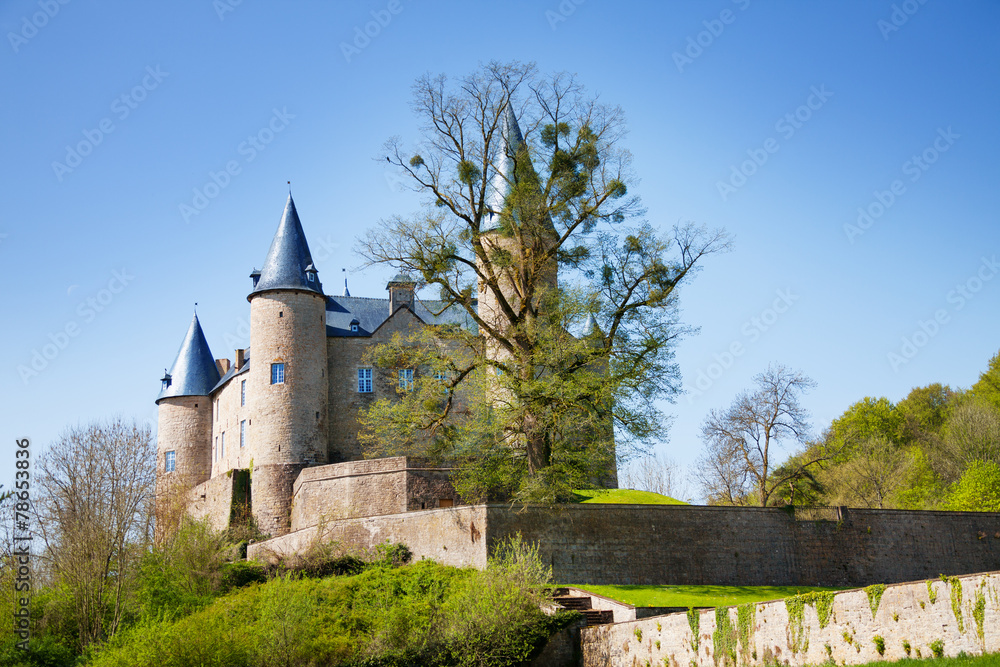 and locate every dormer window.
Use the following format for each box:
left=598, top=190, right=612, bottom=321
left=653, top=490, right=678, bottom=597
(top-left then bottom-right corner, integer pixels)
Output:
left=308, top=272, right=315, bottom=282
left=350, top=318, right=360, bottom=333
left=160, top=372, right=172, bottom=391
